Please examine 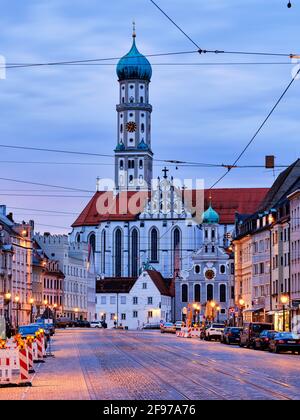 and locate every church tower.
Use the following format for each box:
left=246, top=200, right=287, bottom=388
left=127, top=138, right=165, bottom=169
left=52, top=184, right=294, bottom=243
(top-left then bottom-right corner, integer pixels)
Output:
left=115, top=24, right=153, bottom=191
